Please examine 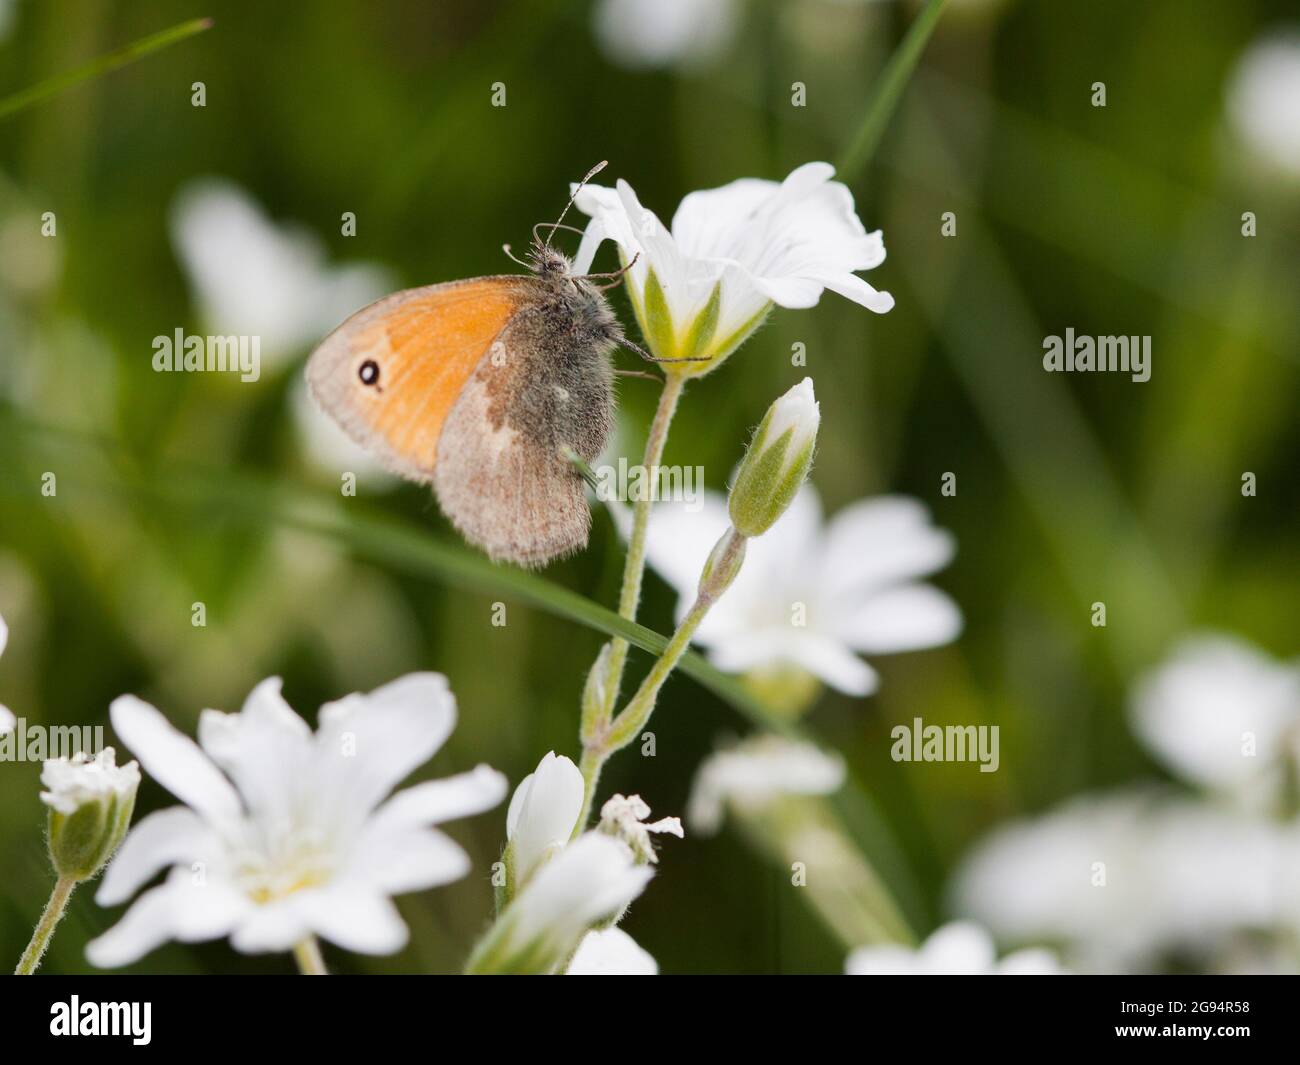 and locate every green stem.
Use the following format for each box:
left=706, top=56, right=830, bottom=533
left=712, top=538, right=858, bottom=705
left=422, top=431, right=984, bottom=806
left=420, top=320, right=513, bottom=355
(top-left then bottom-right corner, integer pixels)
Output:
left=576, top=529, right=745, bottom=829
left=577, top=374, right=684, bottom=830
left=0, top=17, right=214, bottom=122
left=292, top=936, right=328, bottom=975
left=14, top=876, right=77, bottom=975
left=836, top=0, right=947, bottom=181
